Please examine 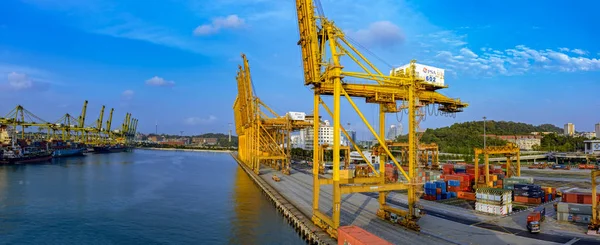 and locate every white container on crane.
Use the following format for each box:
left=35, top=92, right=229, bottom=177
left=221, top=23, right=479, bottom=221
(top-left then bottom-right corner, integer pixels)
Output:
left=288, top=112, right=306, bottom=121
left=390, top=63, right=445, bottom=86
